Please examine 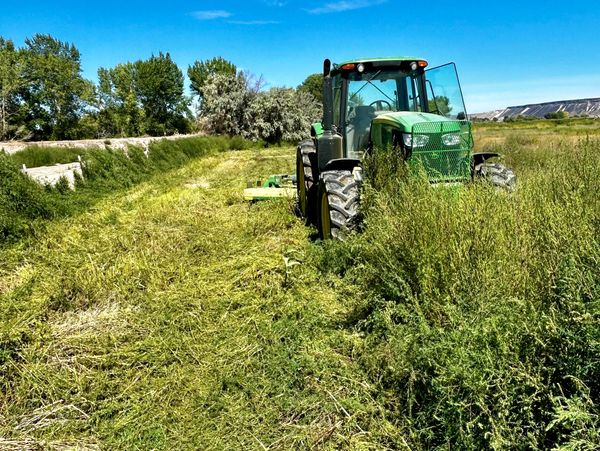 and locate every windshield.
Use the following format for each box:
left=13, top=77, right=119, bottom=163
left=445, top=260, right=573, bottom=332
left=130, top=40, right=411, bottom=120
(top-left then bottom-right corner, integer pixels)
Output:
left=345, top=70, right=426, bottom=156
left=346, top=70, right=425, bottom=116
